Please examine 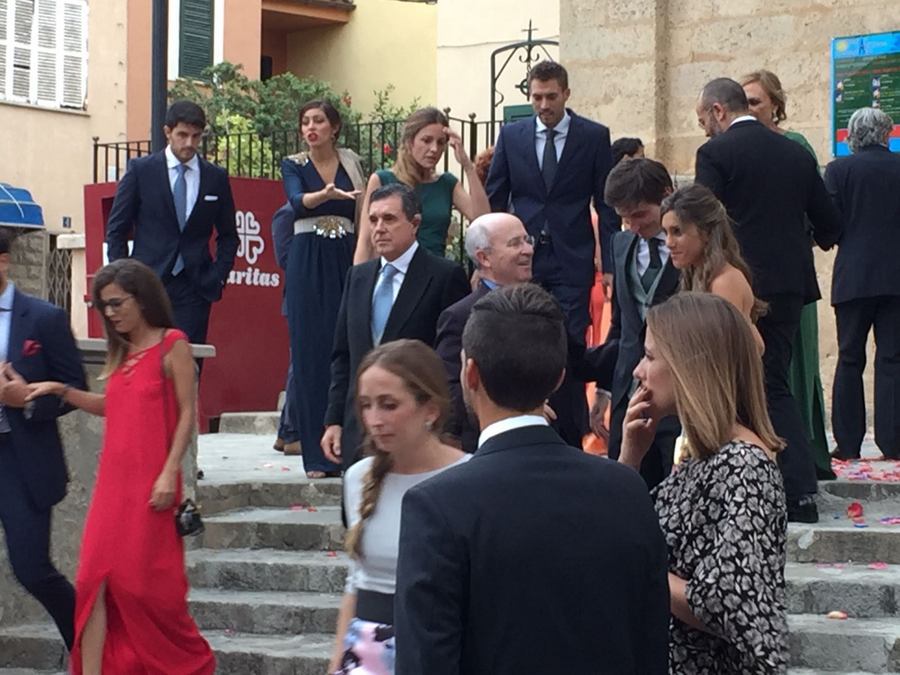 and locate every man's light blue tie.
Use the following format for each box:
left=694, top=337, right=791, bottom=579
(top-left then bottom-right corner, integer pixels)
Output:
left=371, top=263, right=397, bottom=345
left=172, top=163, right=188, bottom=276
